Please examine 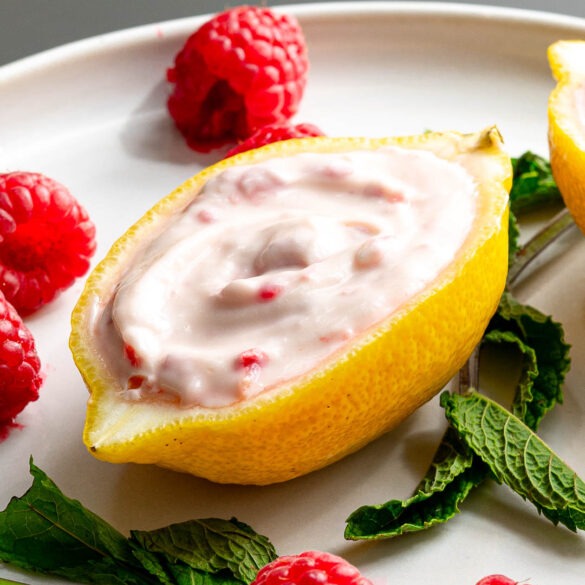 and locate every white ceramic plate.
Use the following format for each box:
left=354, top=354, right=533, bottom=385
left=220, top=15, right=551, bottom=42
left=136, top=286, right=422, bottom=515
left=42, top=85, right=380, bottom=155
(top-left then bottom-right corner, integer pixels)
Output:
left=1, top=3, right=585, bottom=584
